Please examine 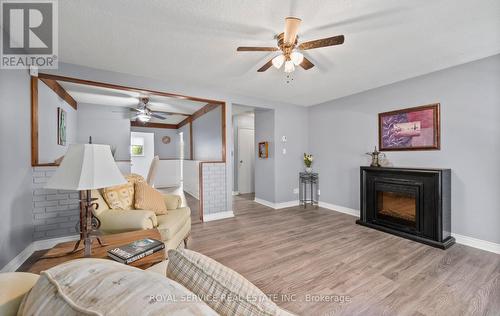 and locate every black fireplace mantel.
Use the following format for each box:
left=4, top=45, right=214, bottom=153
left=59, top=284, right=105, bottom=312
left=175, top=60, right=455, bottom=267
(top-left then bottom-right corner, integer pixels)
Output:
left=357, top=166, right=454, bottom=249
